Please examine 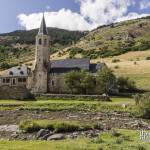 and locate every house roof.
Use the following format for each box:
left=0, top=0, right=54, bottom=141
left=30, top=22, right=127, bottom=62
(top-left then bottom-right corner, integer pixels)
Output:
left=50, top=58, right=90, bottom=73
left=49, top=58, right=106, bottom=73
left=0, top=65, right=28, bottom=78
